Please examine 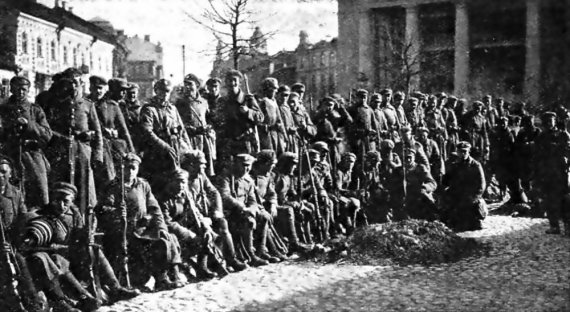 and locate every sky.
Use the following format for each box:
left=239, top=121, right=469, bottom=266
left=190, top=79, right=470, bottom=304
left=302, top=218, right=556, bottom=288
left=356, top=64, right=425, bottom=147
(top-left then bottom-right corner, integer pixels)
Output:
left=63, top=0, right=338, bottom=83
